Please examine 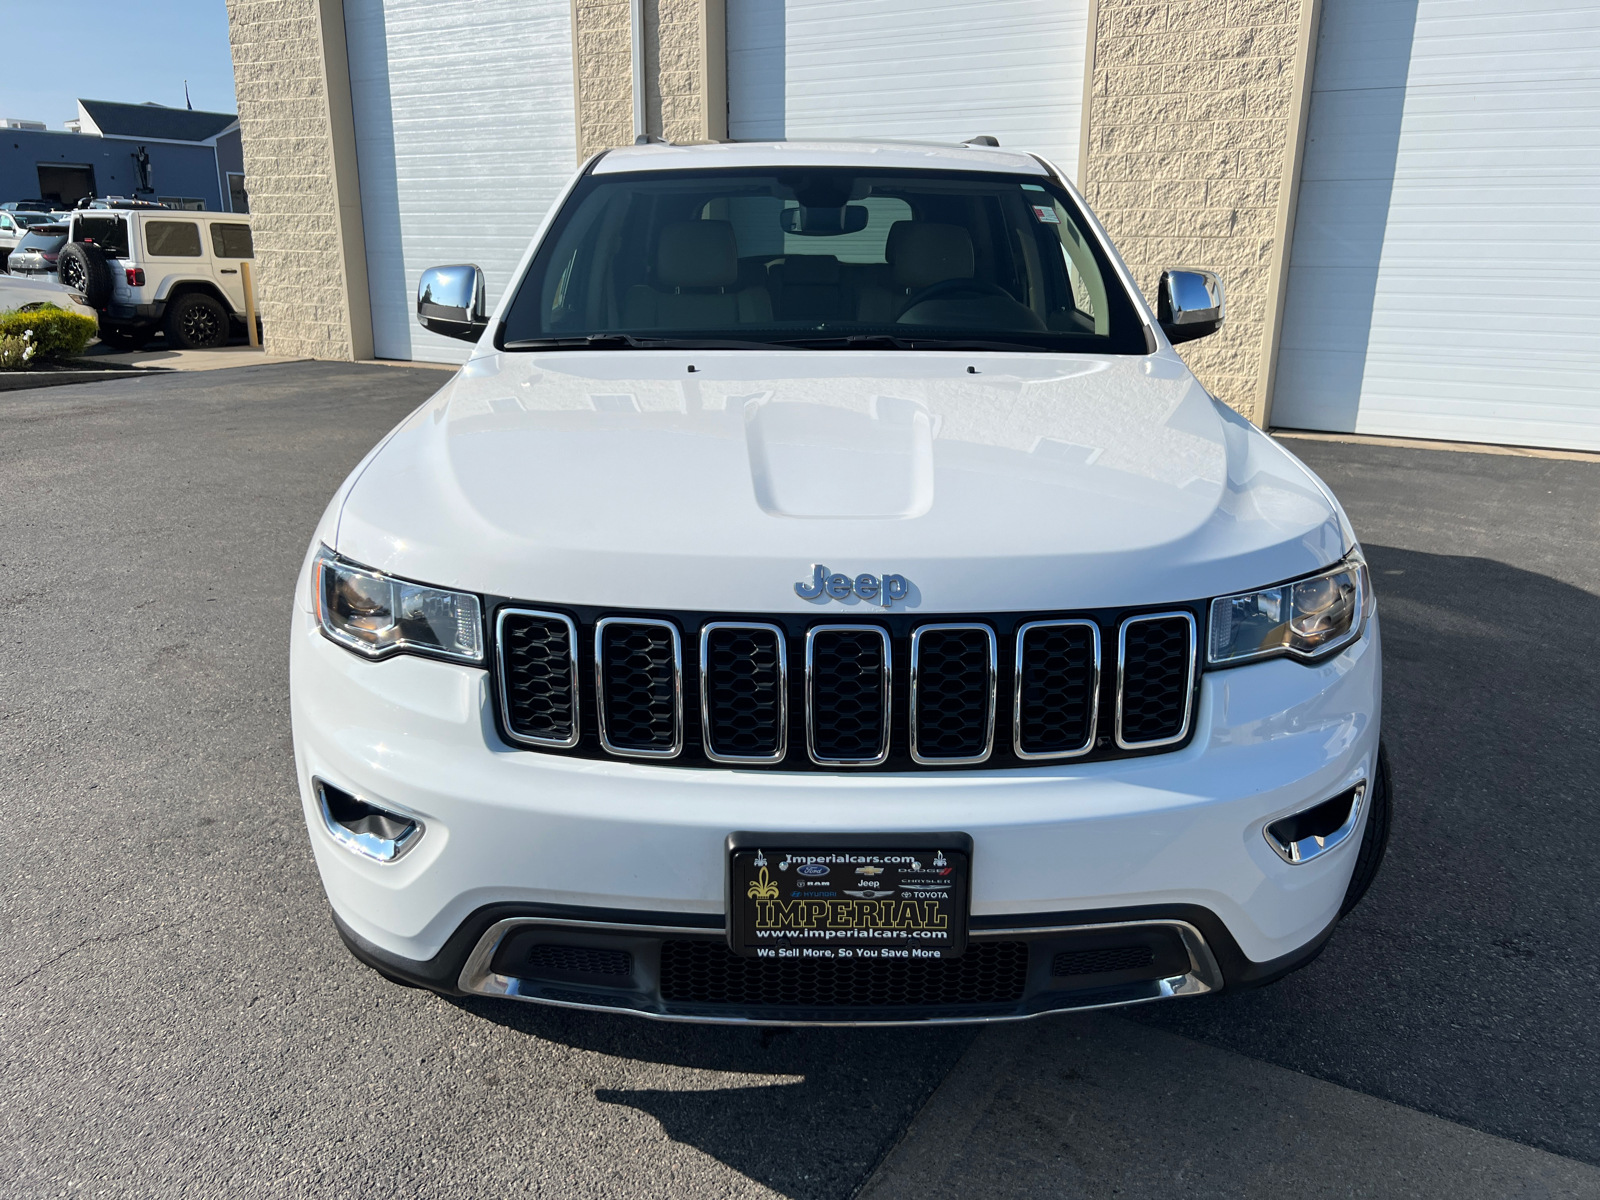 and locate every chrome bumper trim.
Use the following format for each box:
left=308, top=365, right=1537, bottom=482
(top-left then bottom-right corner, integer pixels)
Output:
left=456, top=915, right=1223, bottom=1027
